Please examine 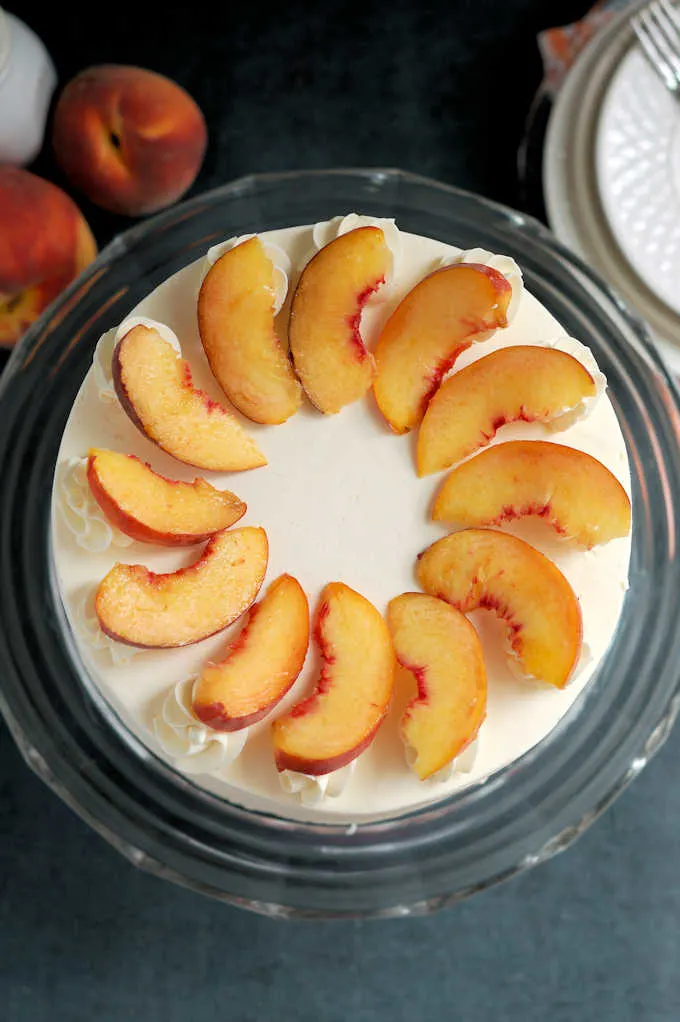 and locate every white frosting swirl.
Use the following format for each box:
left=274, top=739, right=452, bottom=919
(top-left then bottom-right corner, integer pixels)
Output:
left=309, top=213, right=400, bottom=282
left=440, top=247, right=524, bottom=323
left=58, top=457, right=133, bottom=553
left=153, top=680, right=248, bottom=776
left=279, top=760, right=357, bottom=806
left=542, top=335, right=607, bottom=430
left=406, top=738, right=479, bottom=784
left=76, top=590, right=140, bottom=666
left=93, top=317, right=181, bottom=403
left=200, top=235, right=292, bottom=315
left=505, top=638, right=593, bottom=688
left=92, top=330, right=119, bottom=405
